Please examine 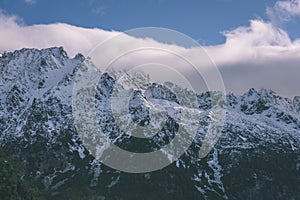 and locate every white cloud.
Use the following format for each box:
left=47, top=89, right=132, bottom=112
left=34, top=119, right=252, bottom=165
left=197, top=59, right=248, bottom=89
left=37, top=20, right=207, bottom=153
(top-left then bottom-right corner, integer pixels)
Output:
left=92, top=7, right=106, bottom=15
left=267, top=0, right=300, bottom=23
left=24, top=0, right=37, bottom=5
left=0, top=11, right=119, bottom=57
left=206, top=19, right=300, bottom=65
left=0, top=1, right=300, bottom=97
